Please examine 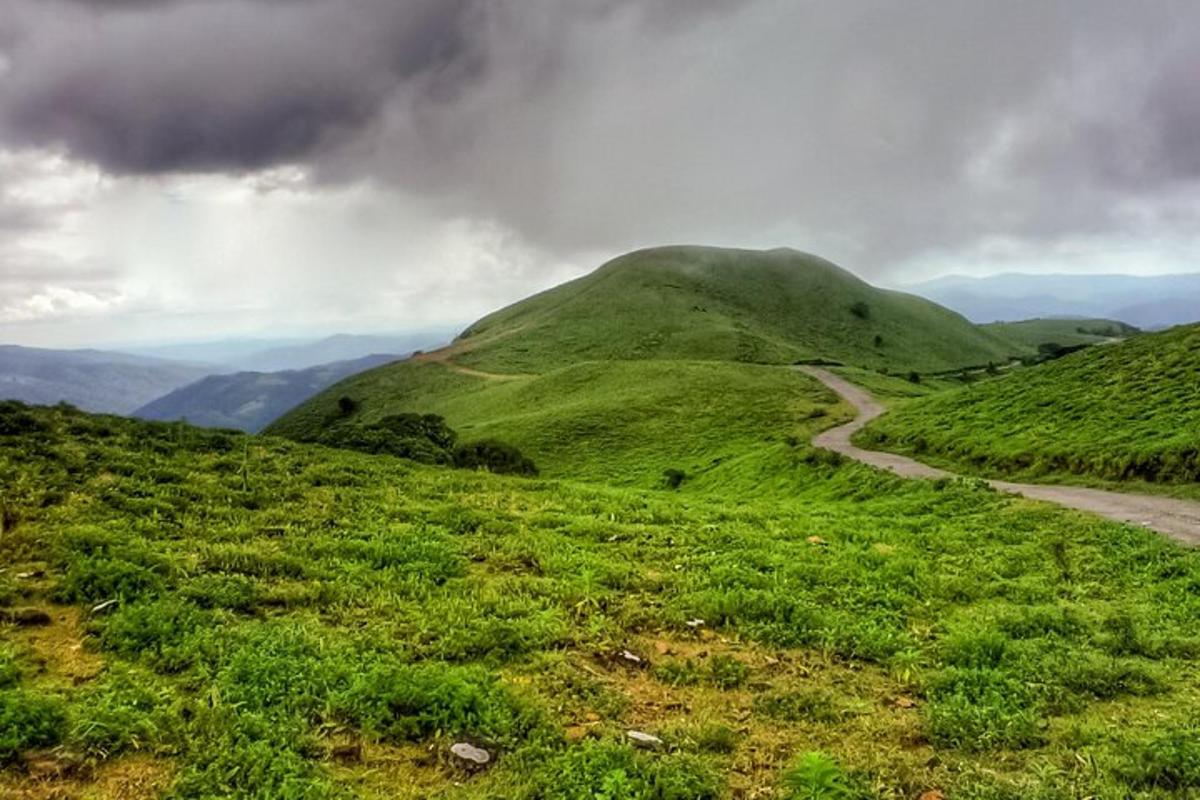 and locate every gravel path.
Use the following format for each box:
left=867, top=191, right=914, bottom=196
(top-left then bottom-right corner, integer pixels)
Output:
left=800, top=366, right=1200, bottom=546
